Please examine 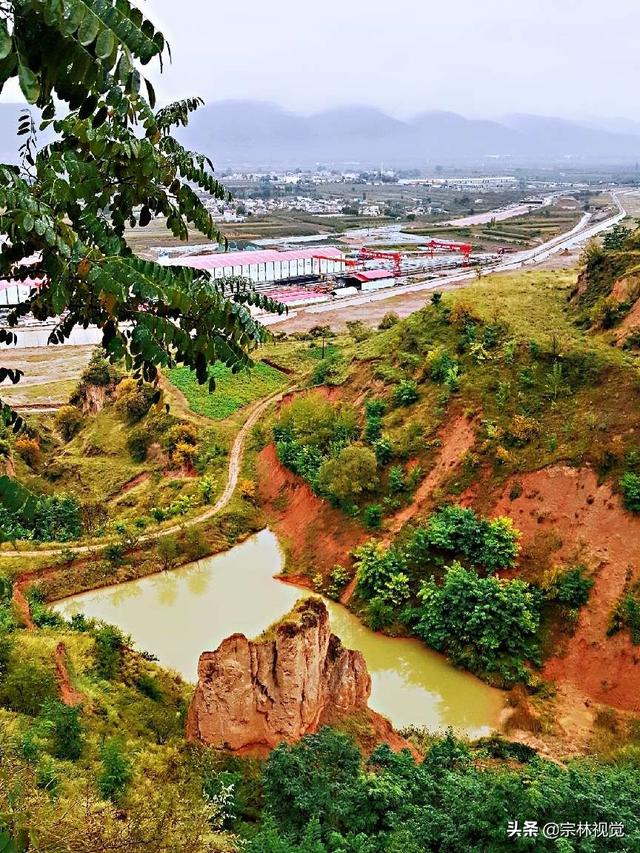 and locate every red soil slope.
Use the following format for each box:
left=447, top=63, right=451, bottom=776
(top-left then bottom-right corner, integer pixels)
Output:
left=256, top=443, right=367, bottom=576
left=489, top=465, right=640, bottom=711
